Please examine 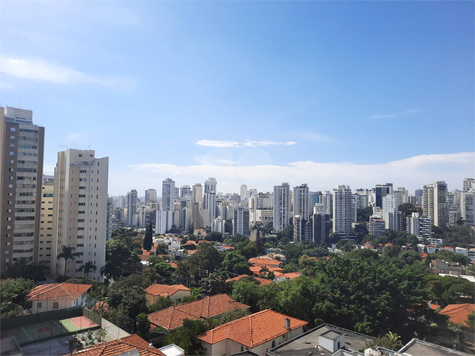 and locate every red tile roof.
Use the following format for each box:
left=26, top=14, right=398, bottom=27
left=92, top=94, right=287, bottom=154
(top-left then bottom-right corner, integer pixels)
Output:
left=145, top=284, right=190, bottom=297
left=27, top=283, right=92, bottom=301
left=249, top=258, right=282, bottom=267
left=226, top=275, right=273, bottom=286
left=148, top=294, right=249, bottom=331
left=274, top=272, right=302, bottom=280
left=439, top=304, right=475, bottom=327
left=198, top=309, right=308, bottom=347
left=68, top=334, right=165, bottom=356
